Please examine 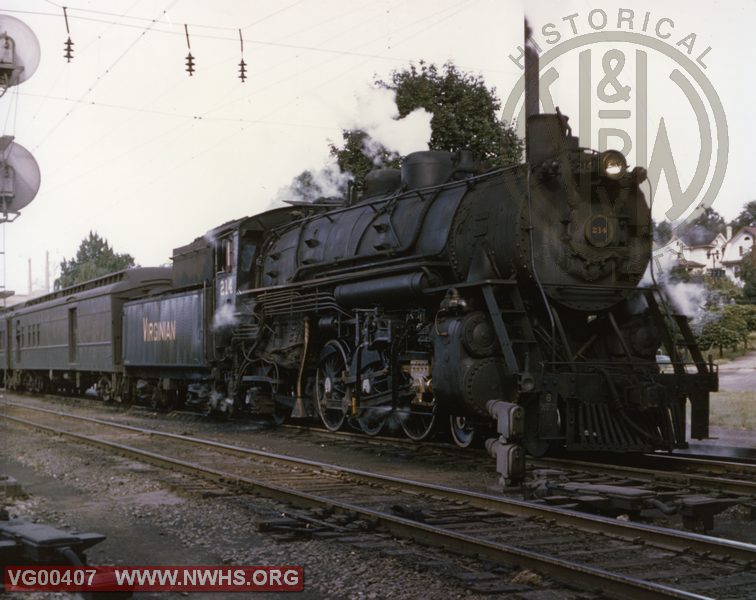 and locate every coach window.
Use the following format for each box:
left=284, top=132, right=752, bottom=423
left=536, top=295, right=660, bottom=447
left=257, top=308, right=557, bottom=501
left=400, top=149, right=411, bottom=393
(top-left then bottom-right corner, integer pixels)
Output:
left=68, top=308, right=78, bottom=363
